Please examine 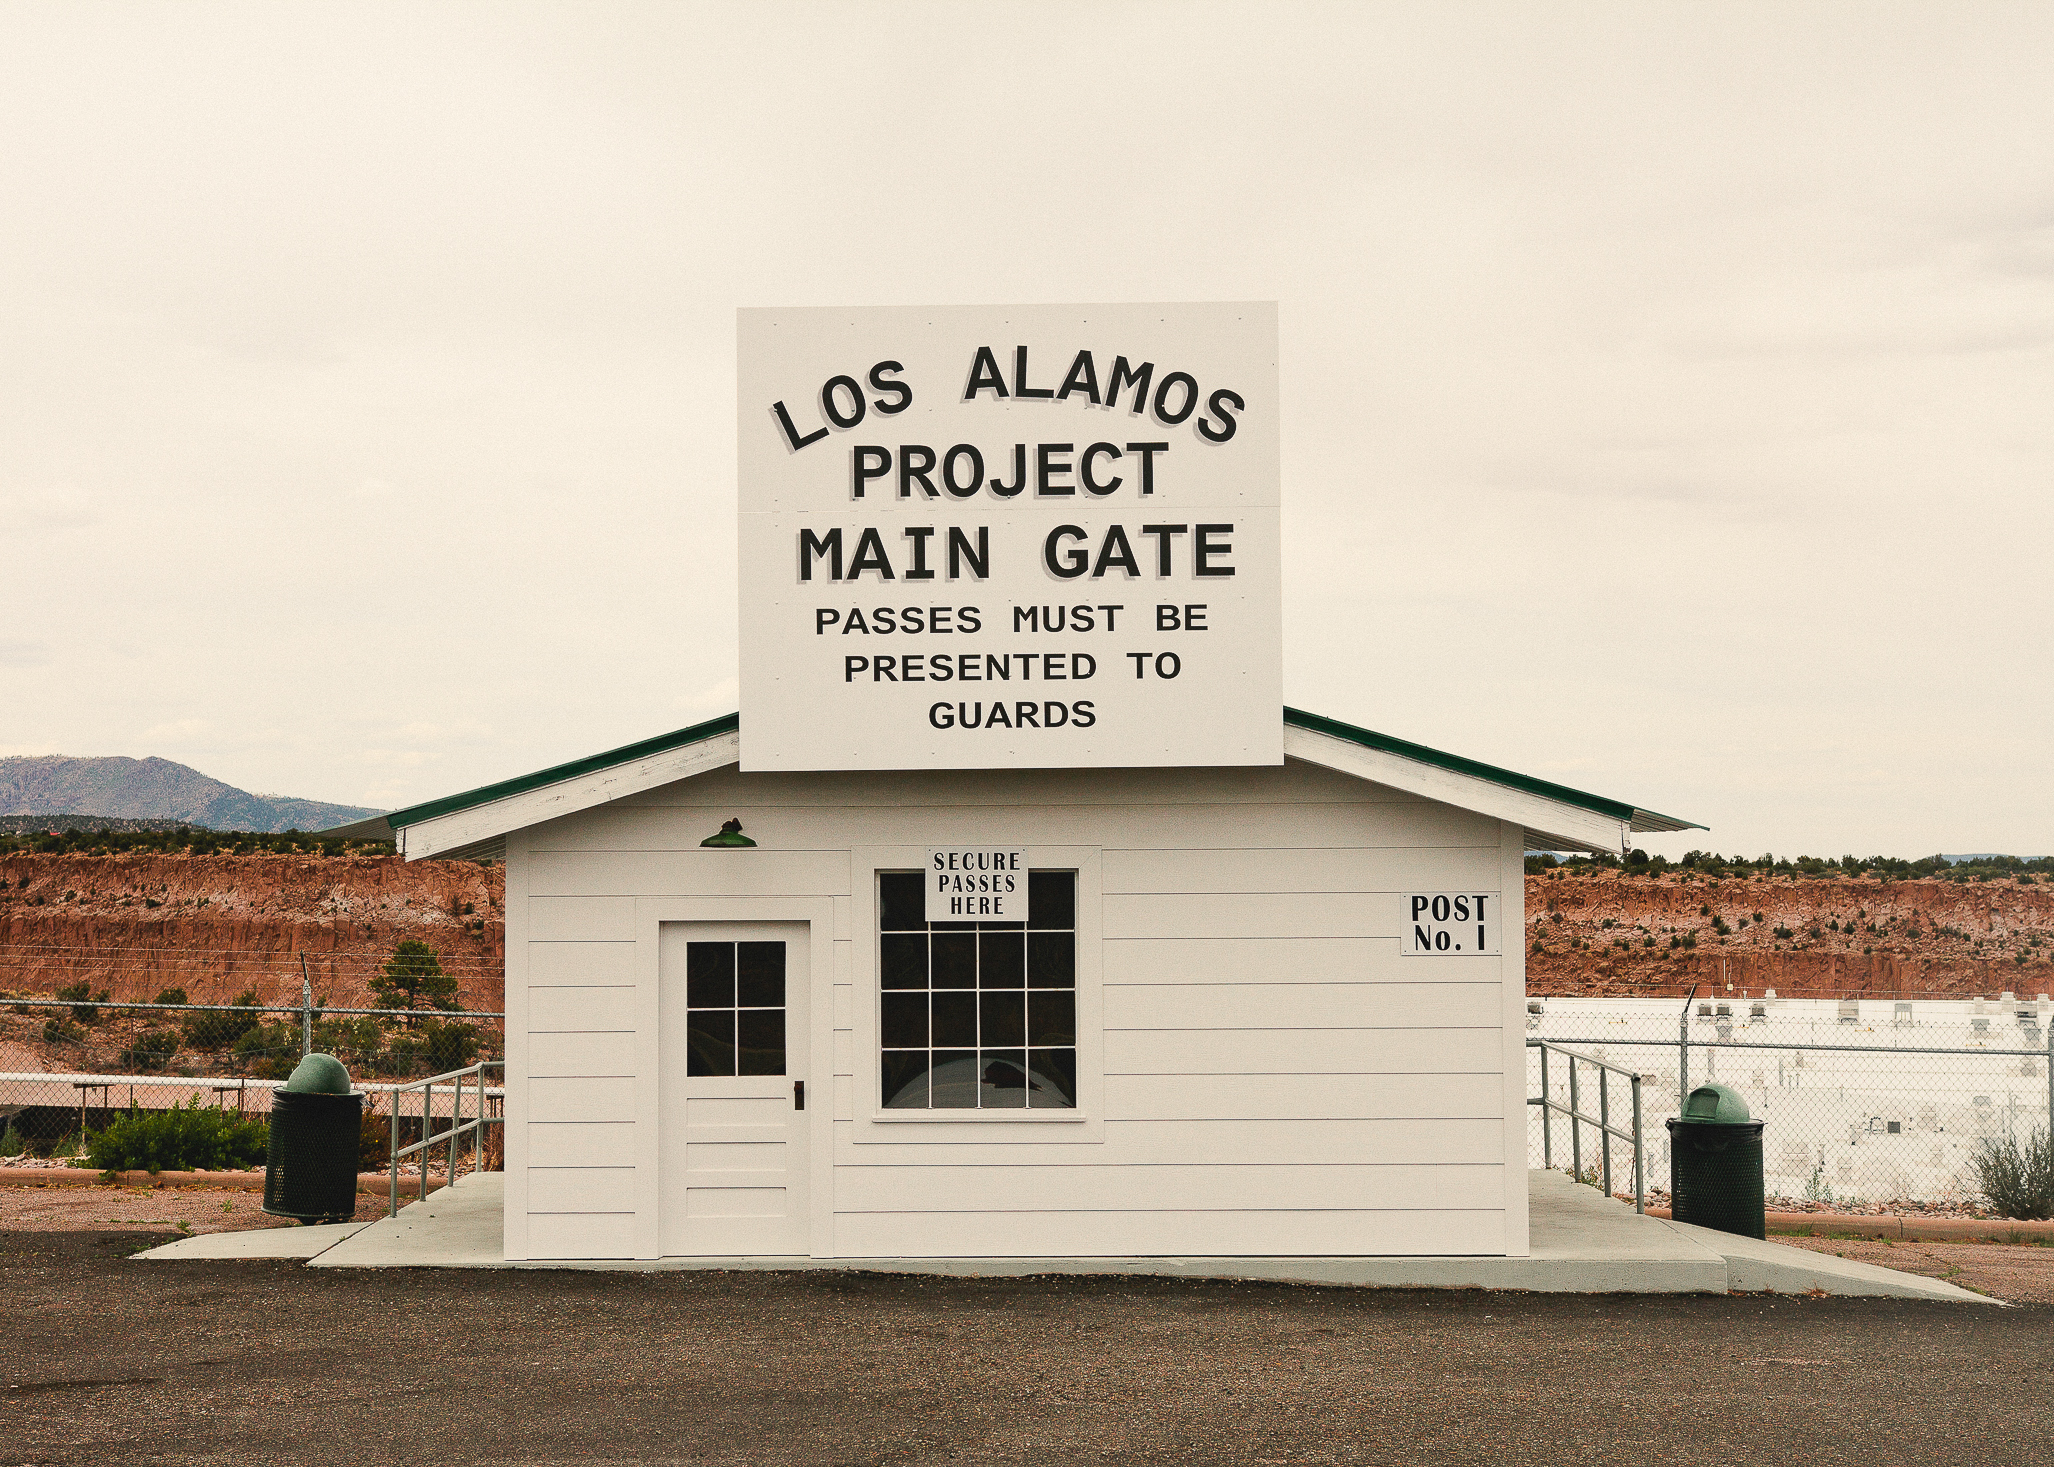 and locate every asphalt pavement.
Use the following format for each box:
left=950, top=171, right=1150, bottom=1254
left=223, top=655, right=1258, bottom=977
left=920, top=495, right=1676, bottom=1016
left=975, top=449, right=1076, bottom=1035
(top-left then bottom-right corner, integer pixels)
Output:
left=4, top=1230, right=2048, bottom=1466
